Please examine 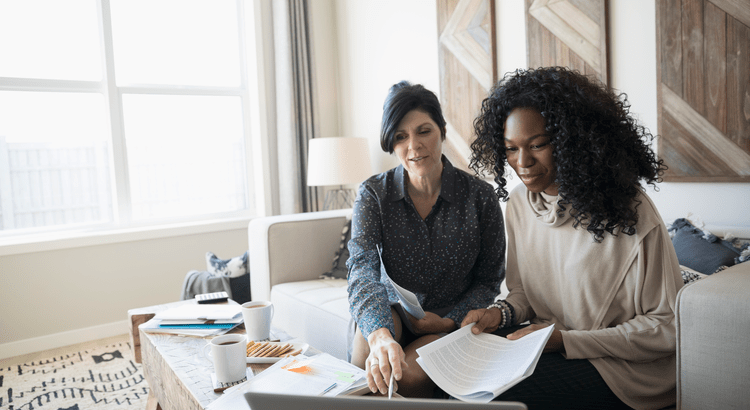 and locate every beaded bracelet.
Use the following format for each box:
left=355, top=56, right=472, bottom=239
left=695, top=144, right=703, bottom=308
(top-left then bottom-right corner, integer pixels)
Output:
left=486, top=300, right=514, bottom=329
